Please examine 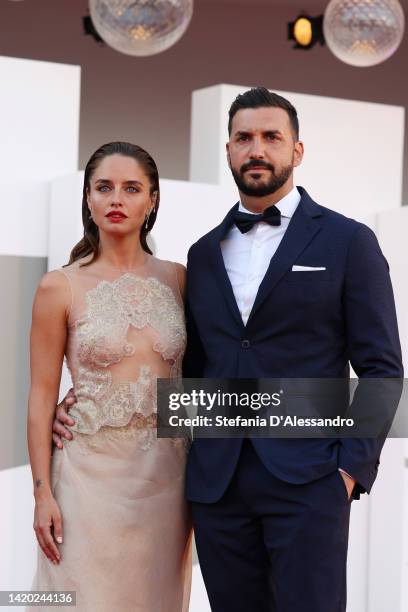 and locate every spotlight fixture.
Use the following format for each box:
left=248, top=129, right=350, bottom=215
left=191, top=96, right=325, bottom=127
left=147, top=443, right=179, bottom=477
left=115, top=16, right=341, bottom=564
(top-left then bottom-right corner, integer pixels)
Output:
left=288, top=14, right=325, bottom=50
left=83, top=15, right=105, bottom=45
